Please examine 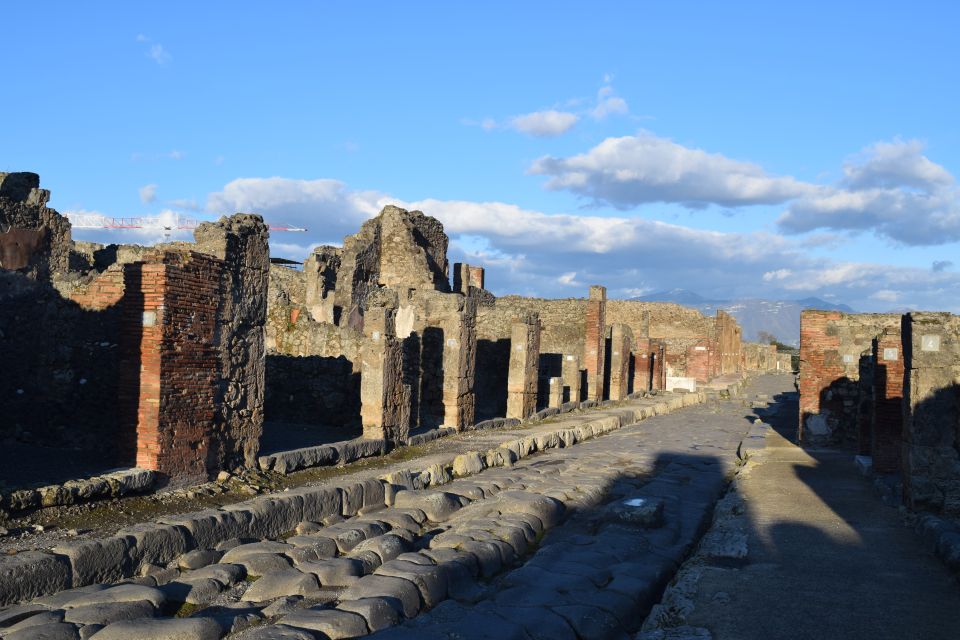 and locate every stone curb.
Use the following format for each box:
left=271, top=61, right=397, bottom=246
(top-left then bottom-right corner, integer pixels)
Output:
left=0, top=381, right=744, bottom=607
left=0, top=469, right=155, bottom=516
